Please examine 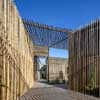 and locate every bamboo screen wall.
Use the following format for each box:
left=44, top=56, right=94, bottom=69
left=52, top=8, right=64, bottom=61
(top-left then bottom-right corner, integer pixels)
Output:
left=0, top=0, right=34, bottom=100
left=68, top=20, right=100, bottom=97
left=48, top=57, right=68, bottom=83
